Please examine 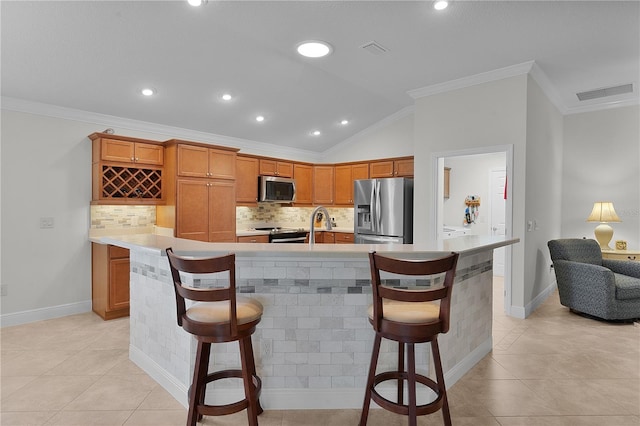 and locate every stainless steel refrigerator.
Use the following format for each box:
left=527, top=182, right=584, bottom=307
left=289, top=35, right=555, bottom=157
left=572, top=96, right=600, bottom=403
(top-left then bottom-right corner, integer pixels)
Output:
left=354, top=177, right=413, bottom=244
